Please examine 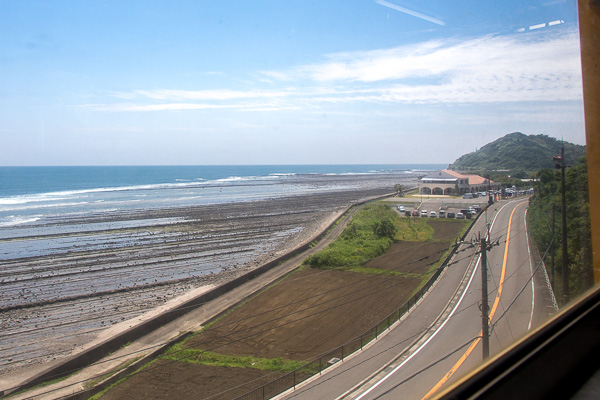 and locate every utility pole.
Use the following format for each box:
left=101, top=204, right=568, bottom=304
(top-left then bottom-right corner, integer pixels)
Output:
left=480, top=236, right=490, bottom=359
